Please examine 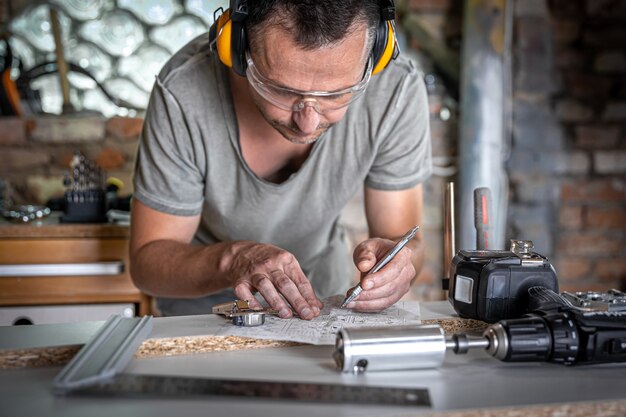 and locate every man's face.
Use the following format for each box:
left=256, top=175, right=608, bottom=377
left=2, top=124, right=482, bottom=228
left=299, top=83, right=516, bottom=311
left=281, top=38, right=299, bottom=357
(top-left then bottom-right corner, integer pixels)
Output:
left=247, top=24, right=370, bottom=144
